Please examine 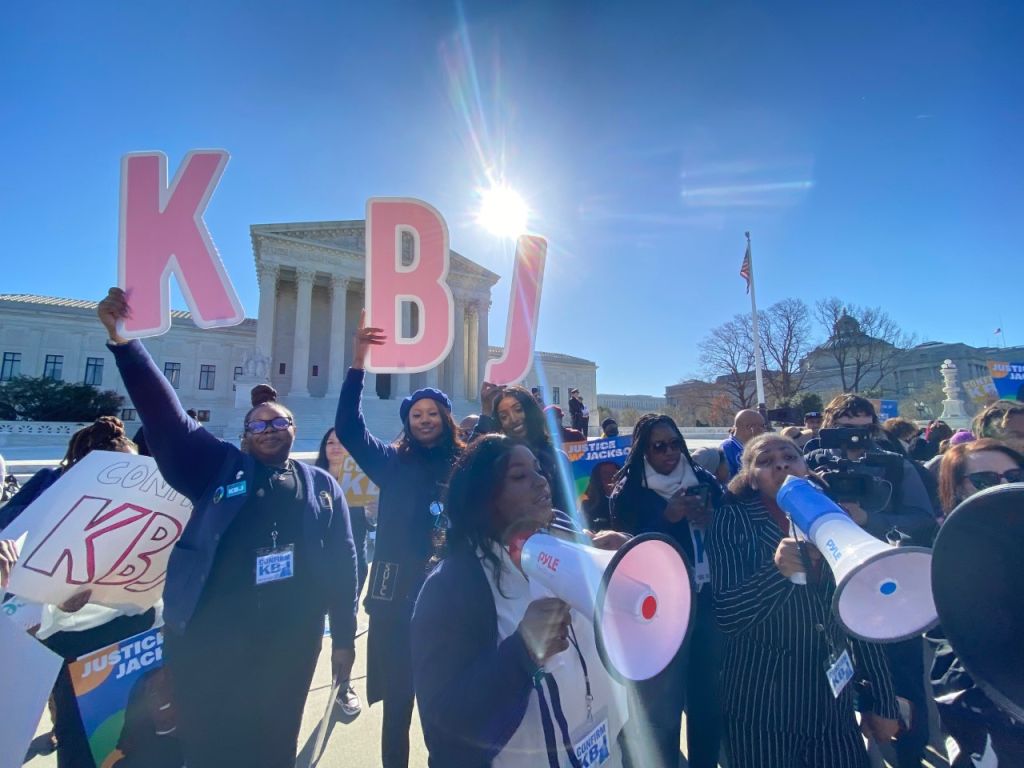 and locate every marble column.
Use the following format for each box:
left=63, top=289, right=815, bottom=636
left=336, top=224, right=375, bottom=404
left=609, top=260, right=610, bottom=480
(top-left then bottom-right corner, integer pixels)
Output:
left=326, top=275, right=349, bottom=395
left=255, top=263, right=279, bottom=368
left=466, top=302, right=479, bottom=397
left=291, top=269, right=314, bottom=397
left=476, top=299, right=490, bottom=397
left=451, top=297, right=467, bottom=401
